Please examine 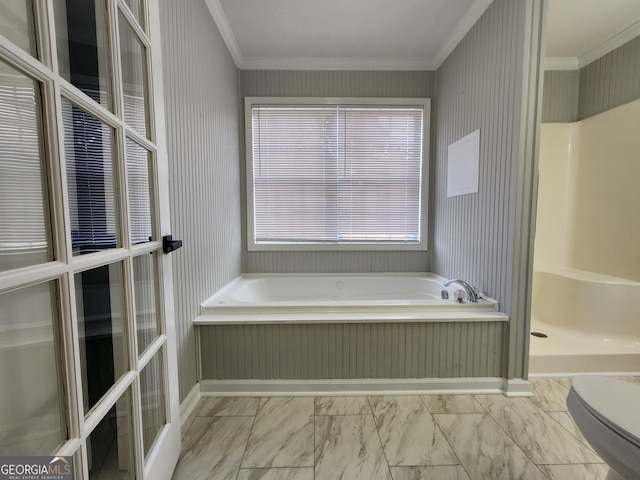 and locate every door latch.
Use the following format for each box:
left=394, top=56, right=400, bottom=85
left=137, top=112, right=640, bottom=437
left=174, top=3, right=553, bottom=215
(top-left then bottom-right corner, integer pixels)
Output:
left=162, top=235, right=183, bottom=254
